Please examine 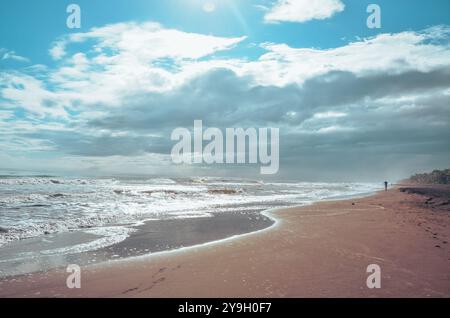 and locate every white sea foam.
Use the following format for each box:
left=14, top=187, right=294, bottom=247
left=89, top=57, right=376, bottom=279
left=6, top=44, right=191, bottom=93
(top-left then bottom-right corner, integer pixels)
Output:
left=40, top=226, right=135, bottom=256
left=0, top=177, right=381, bottom=252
